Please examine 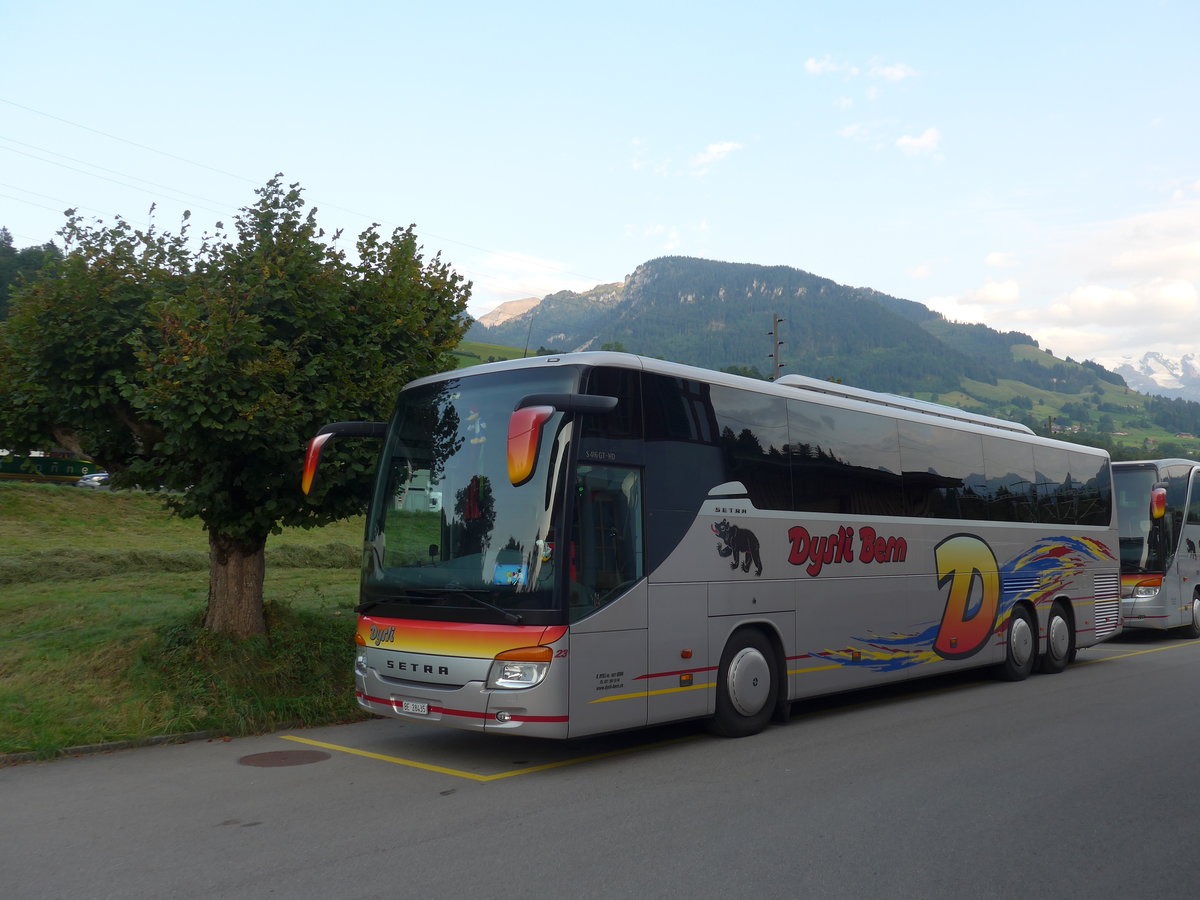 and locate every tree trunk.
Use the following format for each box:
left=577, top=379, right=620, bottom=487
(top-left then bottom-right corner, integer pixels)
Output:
left=203, top=531, right=268, bottom=638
